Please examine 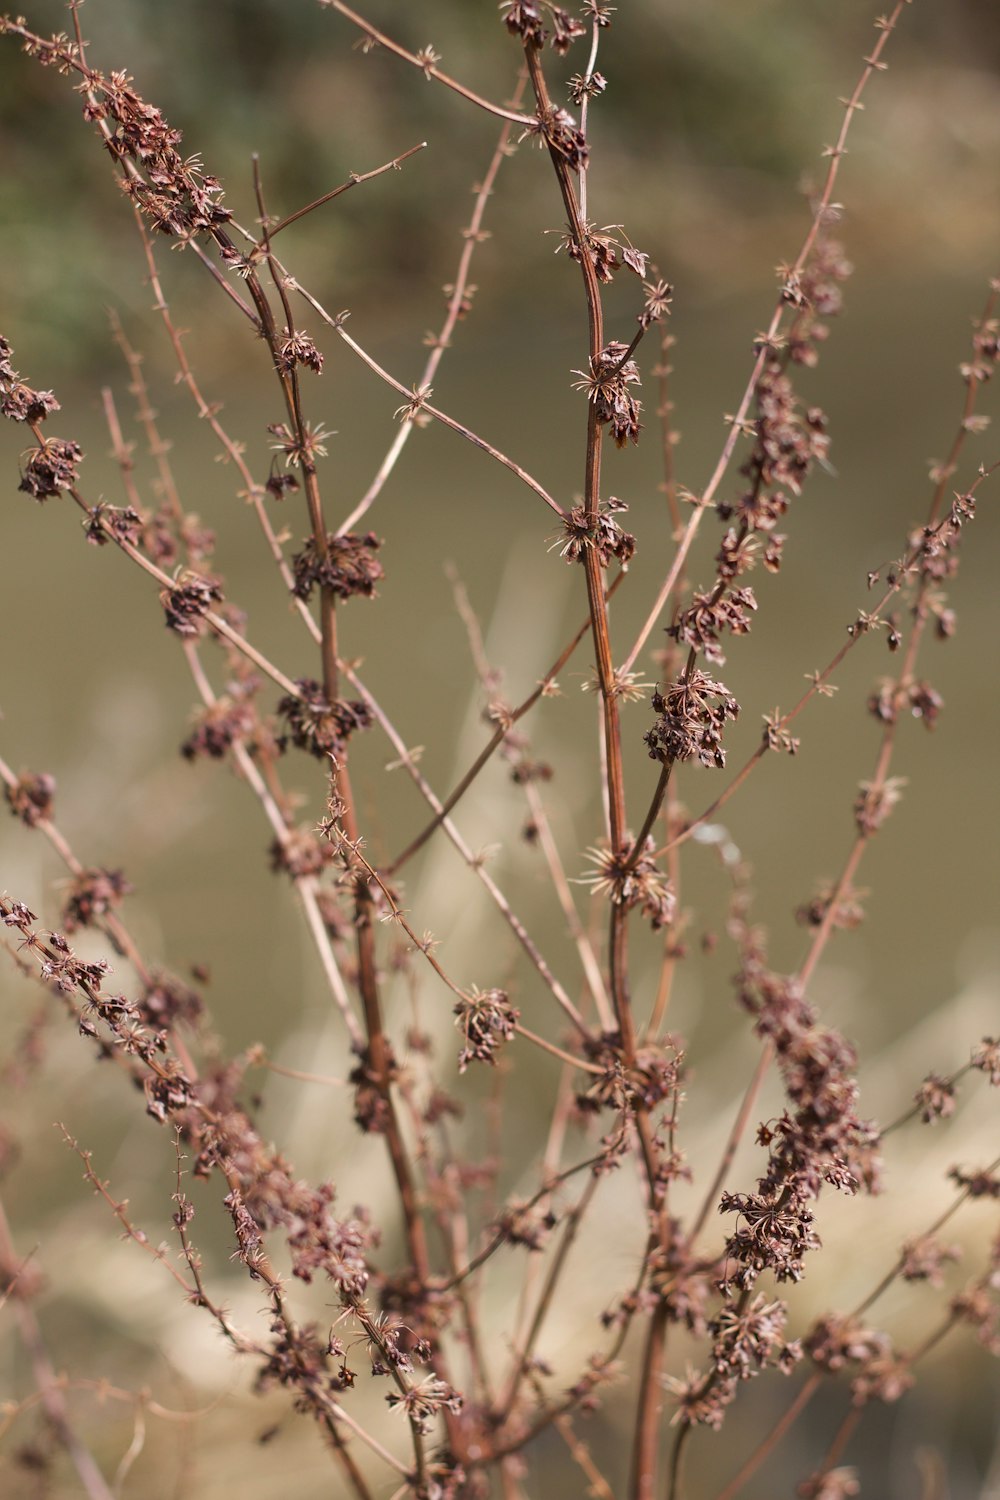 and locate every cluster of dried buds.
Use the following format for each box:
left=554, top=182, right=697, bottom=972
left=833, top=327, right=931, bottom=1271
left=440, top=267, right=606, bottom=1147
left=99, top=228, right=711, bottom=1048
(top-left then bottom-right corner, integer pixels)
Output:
left=291, top=530, right=384, bottom=602
left=573, top=340, right=643, bottom=447
left=275, top=679, right=372, bottom=760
